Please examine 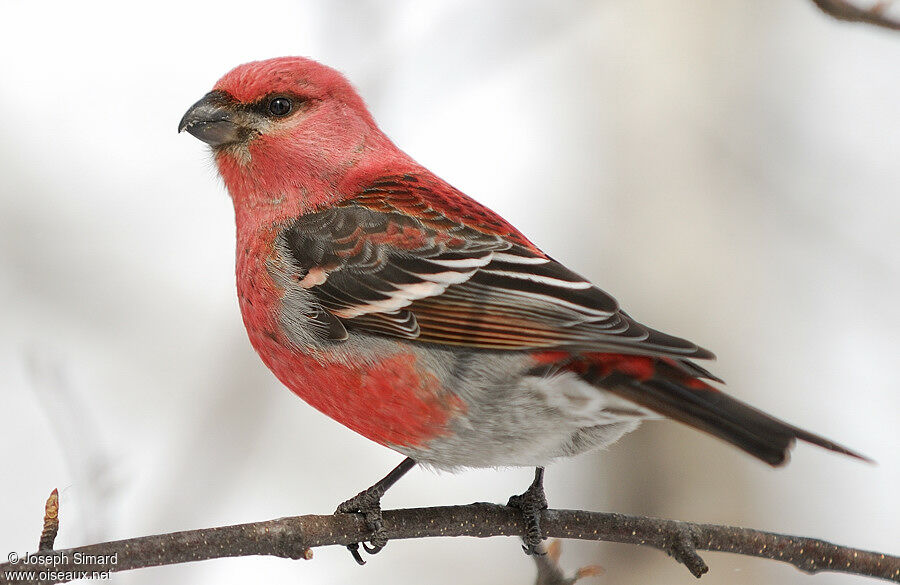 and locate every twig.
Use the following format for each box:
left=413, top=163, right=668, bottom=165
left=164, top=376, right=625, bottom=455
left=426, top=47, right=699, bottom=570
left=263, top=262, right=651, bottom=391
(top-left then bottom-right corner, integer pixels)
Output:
left=37, top=490, right=59, bottom=552
left=811, top=0, right=900, bottom=30
left=0, top=504, right=896, bottom=584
